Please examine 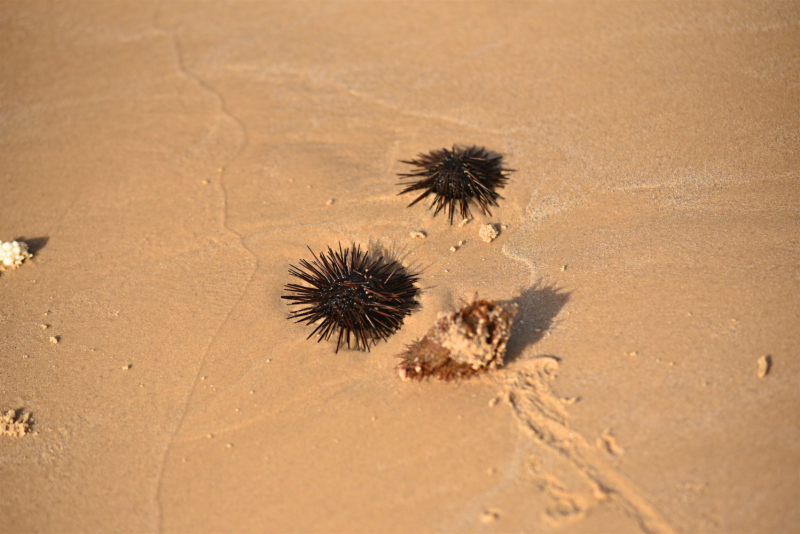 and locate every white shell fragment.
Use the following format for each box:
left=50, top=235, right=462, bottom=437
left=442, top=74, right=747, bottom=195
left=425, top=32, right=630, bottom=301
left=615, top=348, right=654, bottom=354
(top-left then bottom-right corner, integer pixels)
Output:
left=479, top=224, right=499, bottom=243
left=757, top=355, right=772, bottom=379
left=0, top=240, right=32, bottom=271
